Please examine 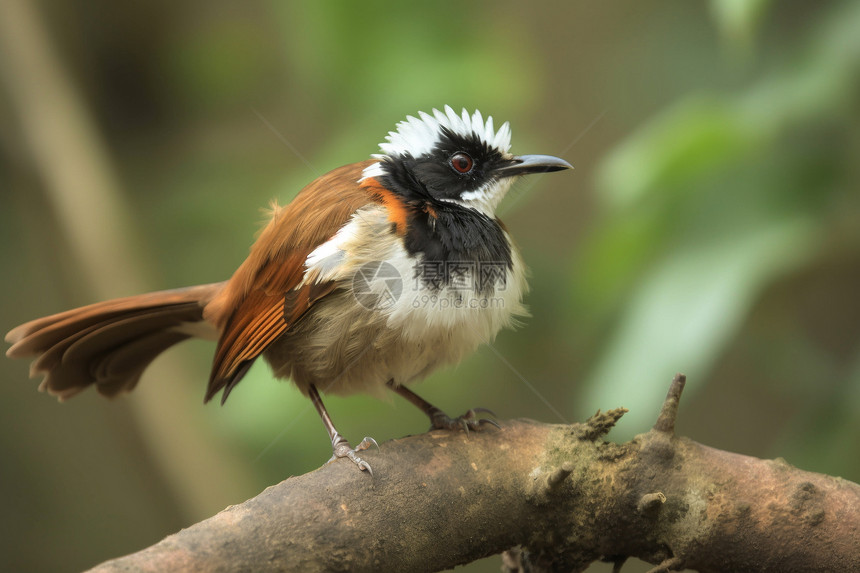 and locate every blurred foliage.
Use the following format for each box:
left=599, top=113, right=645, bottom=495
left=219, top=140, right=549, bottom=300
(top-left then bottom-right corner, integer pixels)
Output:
left=578, top=0, right=860, bottom=435
left=0, top=1, right=858, bottom=573
left=710, top=0, right=773, bottom=53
